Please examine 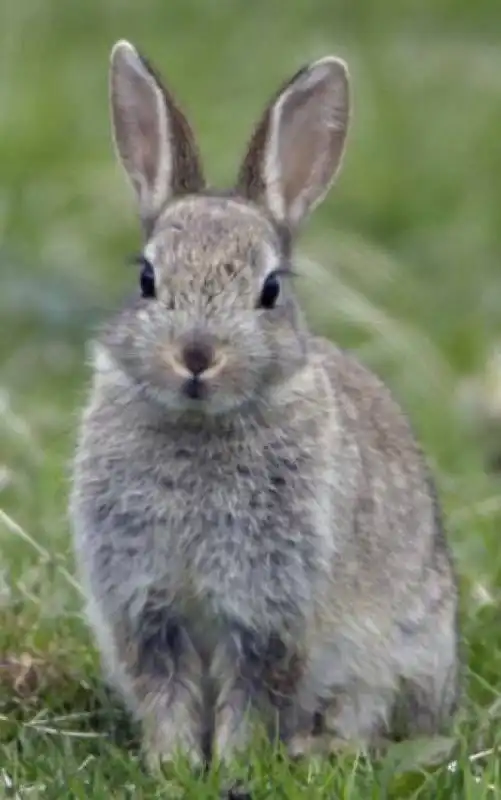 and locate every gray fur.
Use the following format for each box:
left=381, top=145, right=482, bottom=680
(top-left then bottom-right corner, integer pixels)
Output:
left=70, top=41, right=459, bottom=770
